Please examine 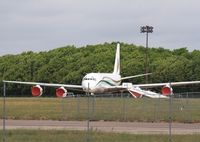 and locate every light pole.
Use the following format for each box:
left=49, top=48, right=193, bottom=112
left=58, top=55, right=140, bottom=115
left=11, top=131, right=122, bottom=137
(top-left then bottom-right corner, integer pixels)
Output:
left=140, top=25, right=153, bottom=84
